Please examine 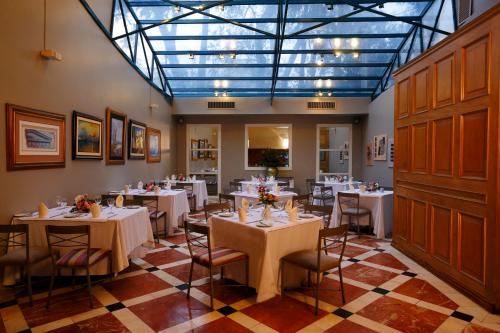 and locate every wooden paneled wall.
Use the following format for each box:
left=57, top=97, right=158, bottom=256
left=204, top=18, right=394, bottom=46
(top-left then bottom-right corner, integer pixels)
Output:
left=392, top=5, right=500, bottom=312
